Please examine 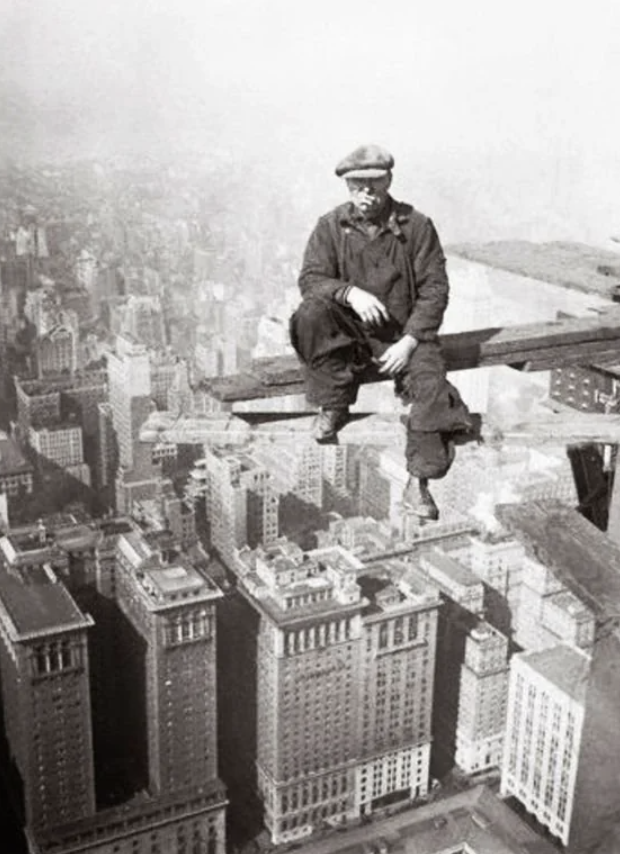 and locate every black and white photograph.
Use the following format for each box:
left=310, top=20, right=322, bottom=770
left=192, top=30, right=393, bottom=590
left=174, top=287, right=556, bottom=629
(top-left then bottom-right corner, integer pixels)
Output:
left=1, top=1, right=620, bottom=852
